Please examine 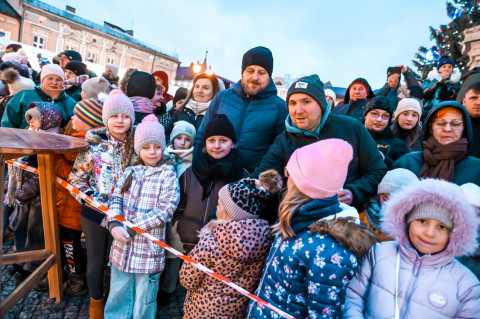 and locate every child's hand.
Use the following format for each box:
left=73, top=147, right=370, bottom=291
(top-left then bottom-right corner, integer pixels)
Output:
left=111, top=226, right=131, bottom=244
